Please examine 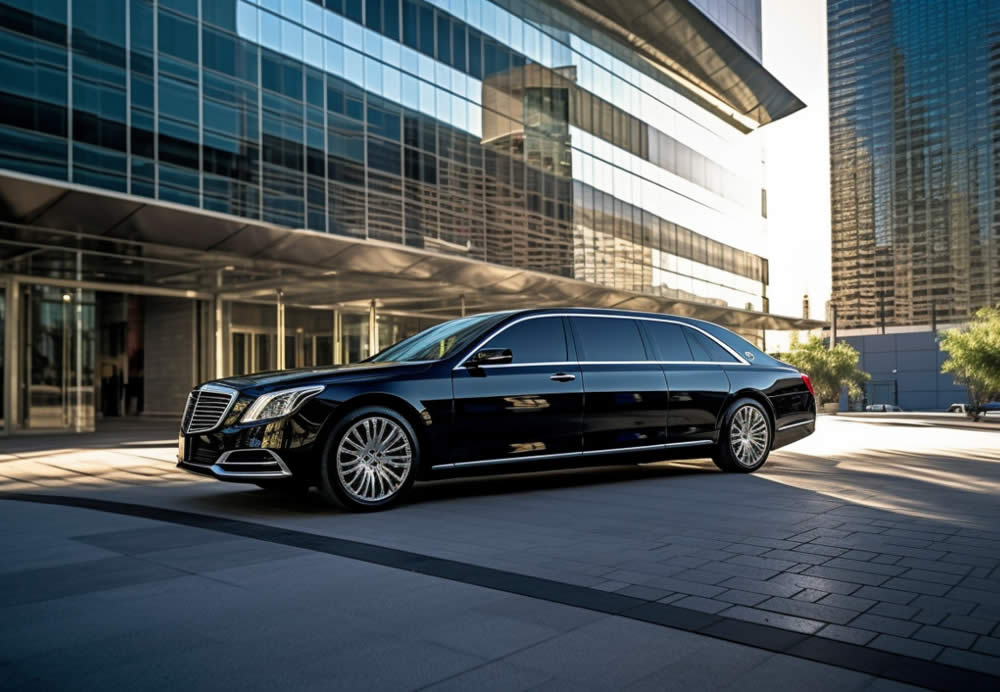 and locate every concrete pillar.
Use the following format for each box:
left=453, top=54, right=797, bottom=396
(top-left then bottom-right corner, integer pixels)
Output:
left=460, top=294, right=466, bottom=317
left=214, top=270, right=224, bottom=379
left=74, top=251, right=83, bottom=432
left=368, top=299, right=378, bottom=356
left=276, top=290, right=285, bottom=370
left=4, top=280, right=19, bottom=434
left=333, top=309, right=342, bottom=364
